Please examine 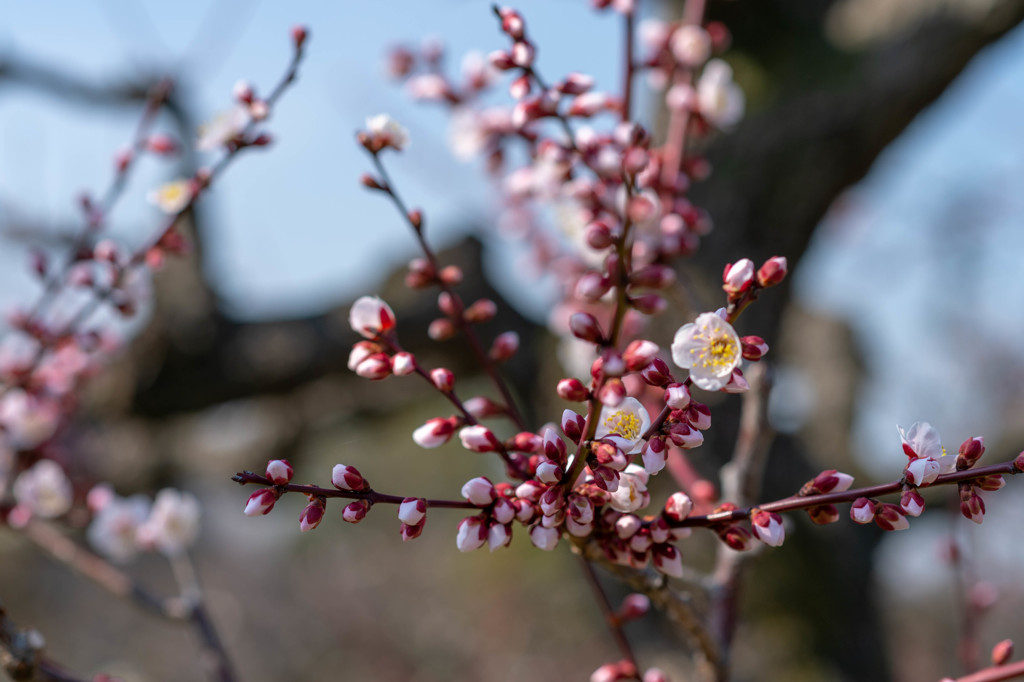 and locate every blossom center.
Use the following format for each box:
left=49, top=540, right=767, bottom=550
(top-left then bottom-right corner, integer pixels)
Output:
left=604, top=411, right=641, bottom=440
left=690, top=332, right=738, bottom=372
